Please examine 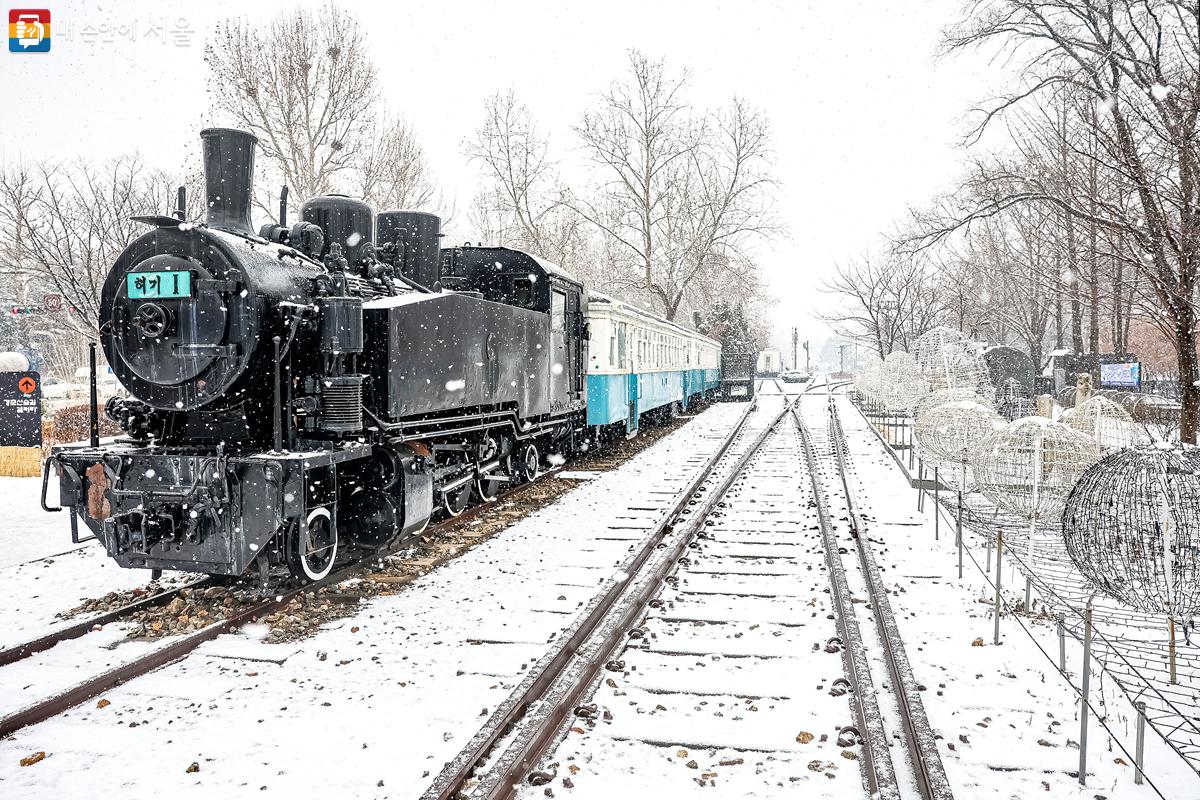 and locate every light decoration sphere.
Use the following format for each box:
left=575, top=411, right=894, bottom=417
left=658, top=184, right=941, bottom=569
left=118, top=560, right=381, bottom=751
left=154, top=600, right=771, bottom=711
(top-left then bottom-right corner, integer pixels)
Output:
left=995, top=377, right=1037, bottom=421
left=914, top=326, right=993, bottom=396
left=913, top=388, right=993, bottom=422
left=974, top=417, right=1101, bottom=520
left=1061, top=396, right=1151, bottom=452
left=856, top=355, right=883, bottom=402
left=914, top=400, right=1003, bottom=465
left=1062, top=445, right=1200, bottom=618
left=879, top=351, right=928, bottom=412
